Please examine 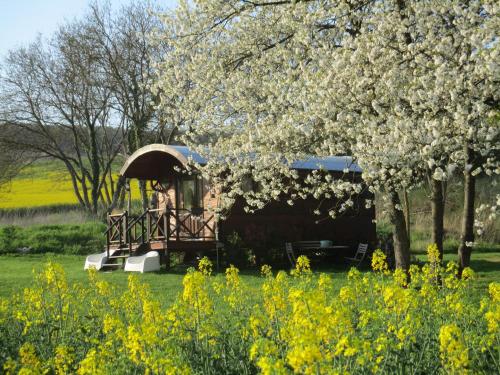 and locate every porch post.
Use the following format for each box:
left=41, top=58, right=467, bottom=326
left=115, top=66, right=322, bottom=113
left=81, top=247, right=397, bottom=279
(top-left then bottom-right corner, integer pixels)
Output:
left=126, top=179, right=131, bottom=214
left=215, top=225, right=219, bottom=272
left=146, top=208, right=151, bottom=242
